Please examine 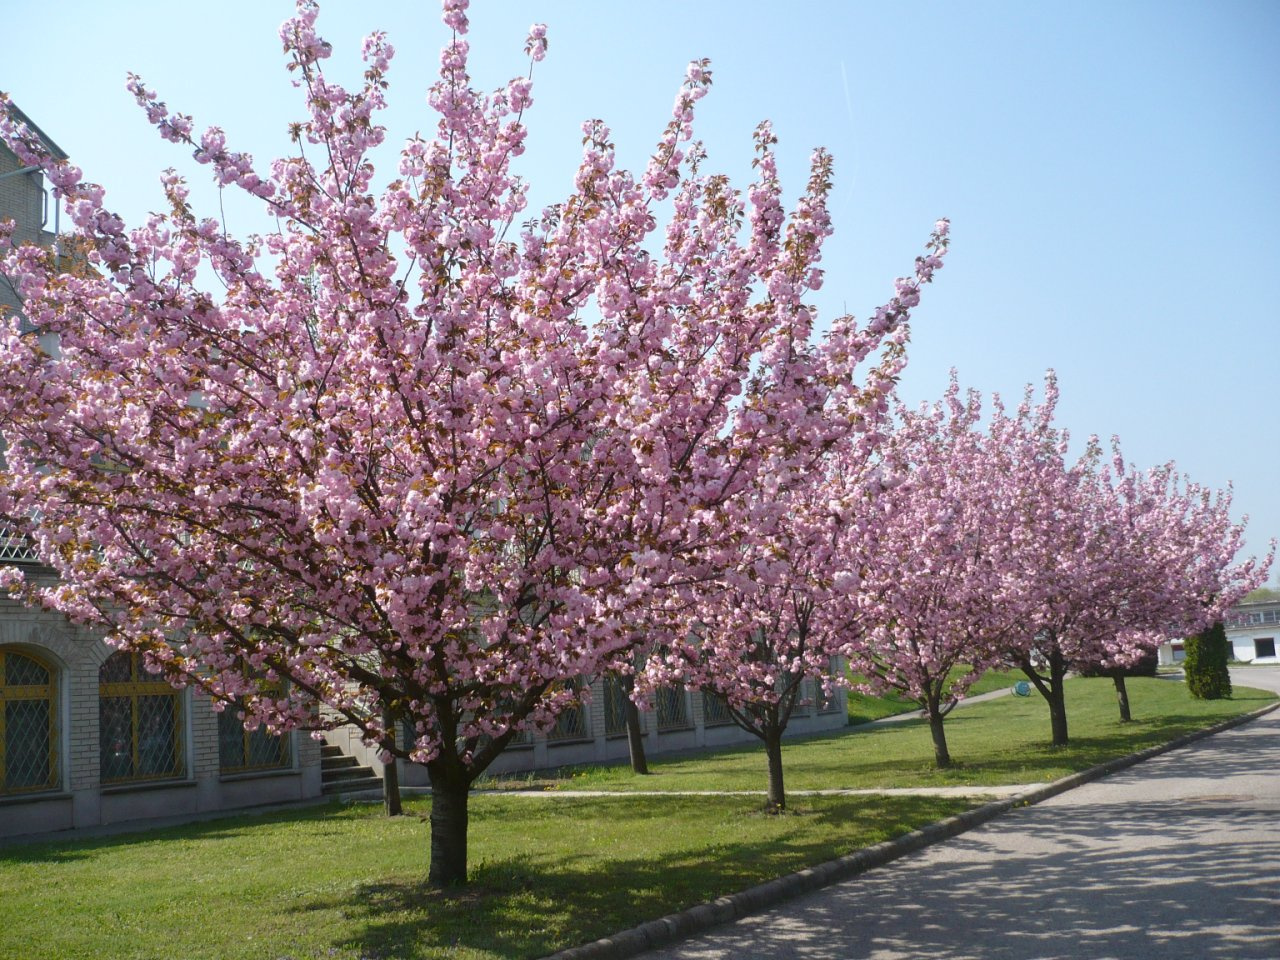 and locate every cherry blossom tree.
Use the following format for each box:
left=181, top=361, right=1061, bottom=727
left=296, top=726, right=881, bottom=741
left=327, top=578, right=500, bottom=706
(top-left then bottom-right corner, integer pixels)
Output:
left=992, top=376, right=1271, bottom=745
left=842, top=376, right=1025, bottom=768
left=648, top=470, right=851, bottom=813
left=1079, top=448, right=1272, bottom=719
left=0, top=1, right=946, bottom=884
left=644, top=236, right=948, bottom=809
